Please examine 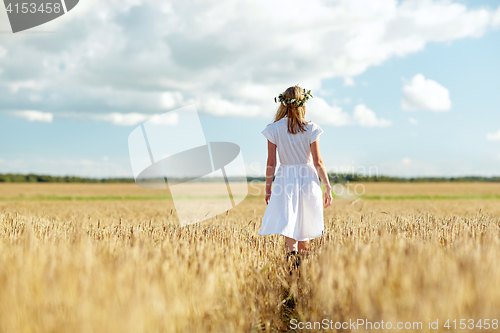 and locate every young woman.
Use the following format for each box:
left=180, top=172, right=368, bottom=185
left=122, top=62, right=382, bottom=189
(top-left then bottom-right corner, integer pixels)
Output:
left=258, top=85, right=332, bottom=258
